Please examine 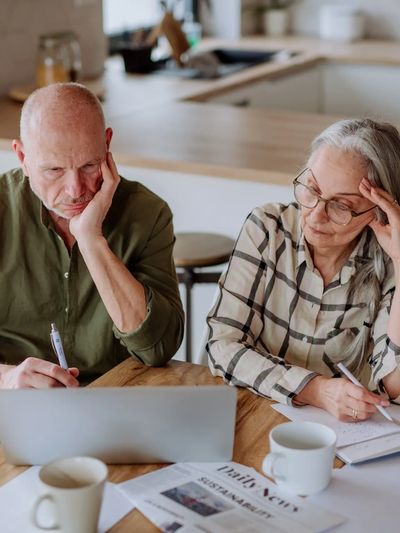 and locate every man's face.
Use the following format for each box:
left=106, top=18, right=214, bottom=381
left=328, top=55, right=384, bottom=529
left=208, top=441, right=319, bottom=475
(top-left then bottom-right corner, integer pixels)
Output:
left=16, top=117, right=111, bottom=219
